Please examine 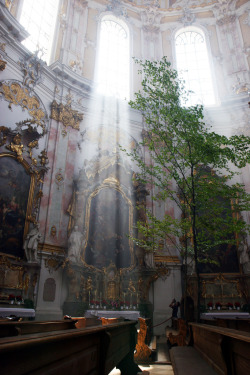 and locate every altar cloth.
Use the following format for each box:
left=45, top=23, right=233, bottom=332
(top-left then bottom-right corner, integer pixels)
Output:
left=85, top=309, right=140, bottom=320
left=0, top=307, right=35, bottom=318
left=200, top=312, right=250, bottom=319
